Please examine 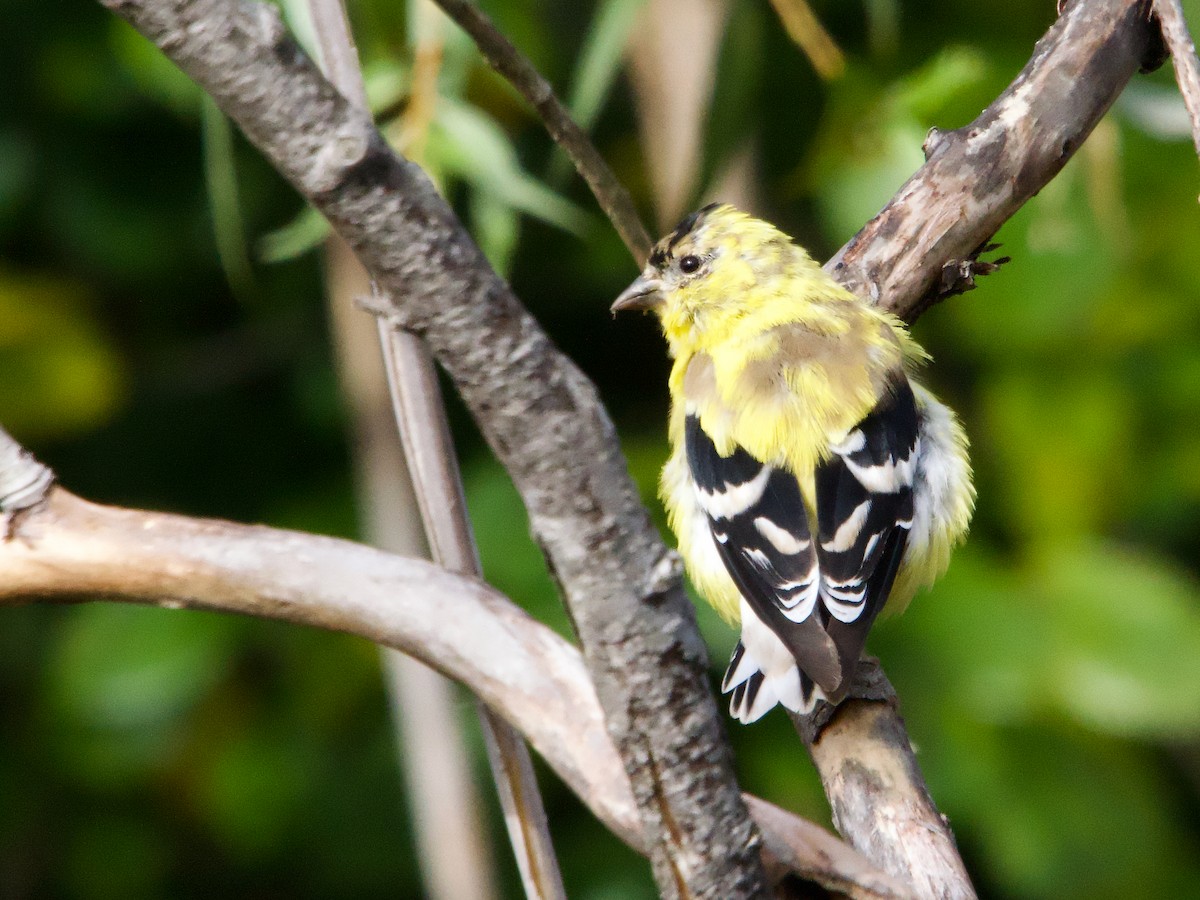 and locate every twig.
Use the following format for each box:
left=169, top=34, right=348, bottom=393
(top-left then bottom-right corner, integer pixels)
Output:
left=303, top=1, right=564, bottom=897
left=325, top=222, right=502, bottom=900
left=0, top=447, right=912, bottom=900
left=377, top=332, right=565, bottom=900
left=1153, top=0, right=1200, bottom=163
left=429, top=0, right=653, bottom=262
